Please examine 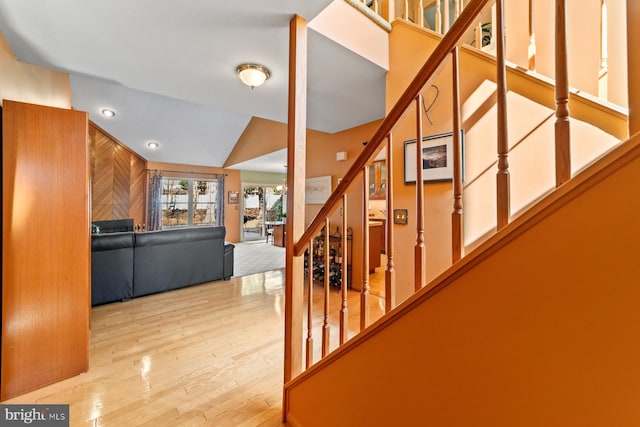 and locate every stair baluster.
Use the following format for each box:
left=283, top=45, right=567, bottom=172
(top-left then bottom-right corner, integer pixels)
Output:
left=452, top=47, right=464, bottom=263
left=305, top=239, right=314, bottom=369
left=496, top=0, right=511, bottom=230
left=555, top=0, right=571, bottom=187
left=385, top=134, right=396, bottom=312
left=415, top=95, right=426, bottom=291
left=322, top=218, right=331, bottom=357
left=340, top=194, right=349, bottom=344
left=361, top=167, right=371, bottom=330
